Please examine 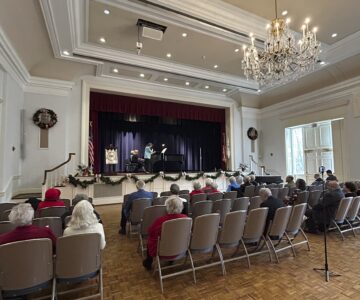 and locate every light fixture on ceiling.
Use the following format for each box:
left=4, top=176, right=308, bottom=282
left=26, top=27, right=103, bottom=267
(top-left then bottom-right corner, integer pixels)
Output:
left=99, top=37, right=106, bottom=43
left=62, top=50, right=70, bottom=56
left=241, top=0, right=320, bottom=86
left=222, top=88, right=227, bottom=92
left=185, top=81, right=190, bottom=86
left=136, top=19, right=167, bottom=55
left=320, top=61, right=326, bottom=65
left=331, top=33, right=338, bottom=38
left=257, top=89, right=261, bottom=93
left=182, top=32, right=187, bottom=37
left=112, top=68, right=119, bottom=73
left=166, top=53, right=172, bottom=58
left=104, top=9, right=110, bottom=15
left=281, top=10, right=288, bottom=16
left=205, top=85, right=209, bottom=89
left=214, top=64, right=218, bottom=69
left=163, top=78, right=168, bottom=81
left=140, top=73, right=145, bottom=78
left=234, top=48, right=240, bottom=52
